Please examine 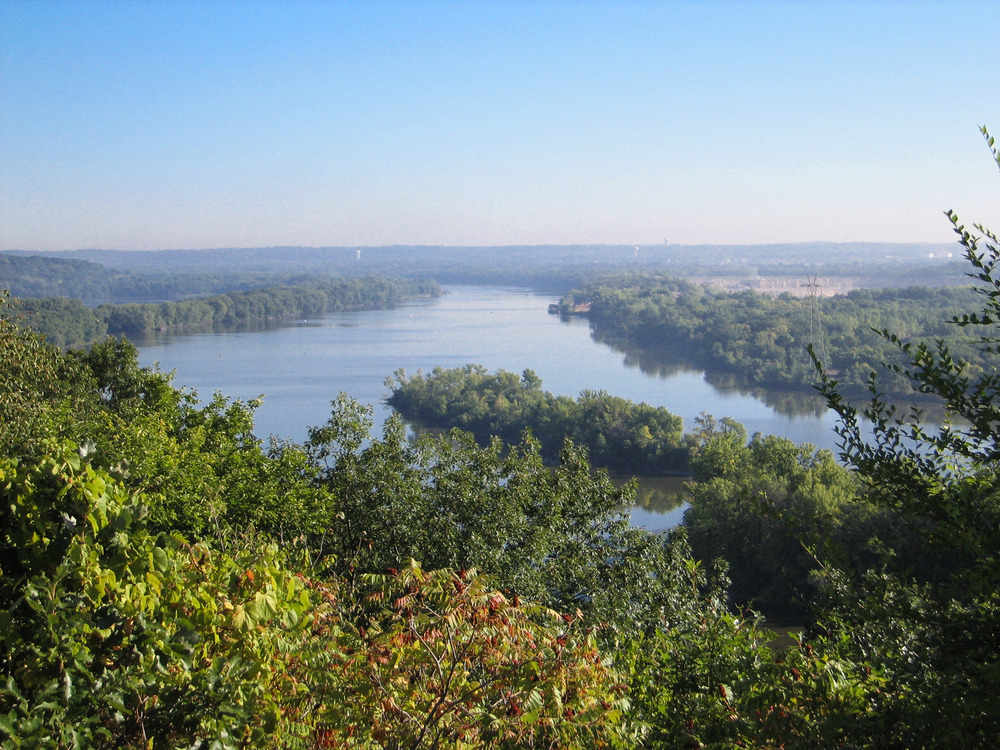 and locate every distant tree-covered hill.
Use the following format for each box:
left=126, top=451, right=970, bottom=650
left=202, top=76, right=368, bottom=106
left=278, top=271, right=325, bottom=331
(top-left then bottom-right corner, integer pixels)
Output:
left=0, top=252, right=352, bottom=302
left=4, top=276, right=439, bottom=348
